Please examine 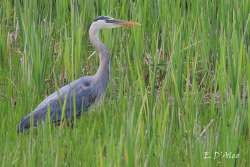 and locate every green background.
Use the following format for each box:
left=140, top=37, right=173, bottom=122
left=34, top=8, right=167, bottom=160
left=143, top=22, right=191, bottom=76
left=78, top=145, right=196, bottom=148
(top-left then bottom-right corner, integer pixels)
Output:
left=0, top=0, right=249, bottom=166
